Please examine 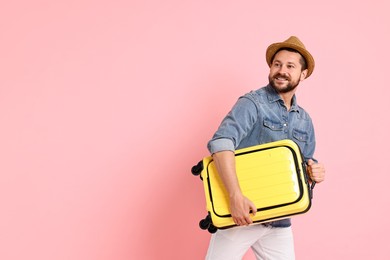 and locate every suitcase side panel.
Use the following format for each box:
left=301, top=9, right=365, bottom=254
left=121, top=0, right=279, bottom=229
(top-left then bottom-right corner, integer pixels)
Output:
left=201, top=139, right=311, bottom=229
